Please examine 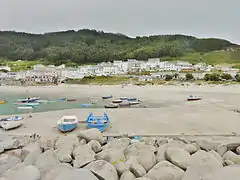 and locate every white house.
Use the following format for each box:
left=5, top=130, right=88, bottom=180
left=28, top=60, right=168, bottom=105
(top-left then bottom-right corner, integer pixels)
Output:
left=147, top=58, right=160, bottom=69
left=175, top=61, right=193, bottom=71
left=159, top=61, right=177, bottom=71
